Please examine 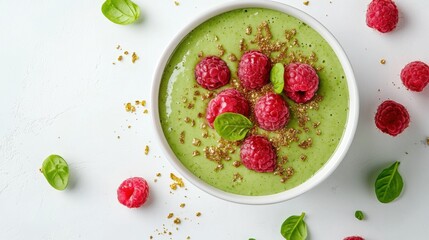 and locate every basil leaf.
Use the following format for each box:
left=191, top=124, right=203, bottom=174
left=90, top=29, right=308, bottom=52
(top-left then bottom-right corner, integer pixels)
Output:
left=41, top=155, right=69, bottom=190
left=213, top=113, right=253, bottom=141
left=355, top=210, right=364, bottom=220
left=270, top=63, right=285, bottom=94
left=102, top=0, right=140, bottom=25
left=280, top=212, right=307, bottom=240
left=375, top=161, right=403, bottom=203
